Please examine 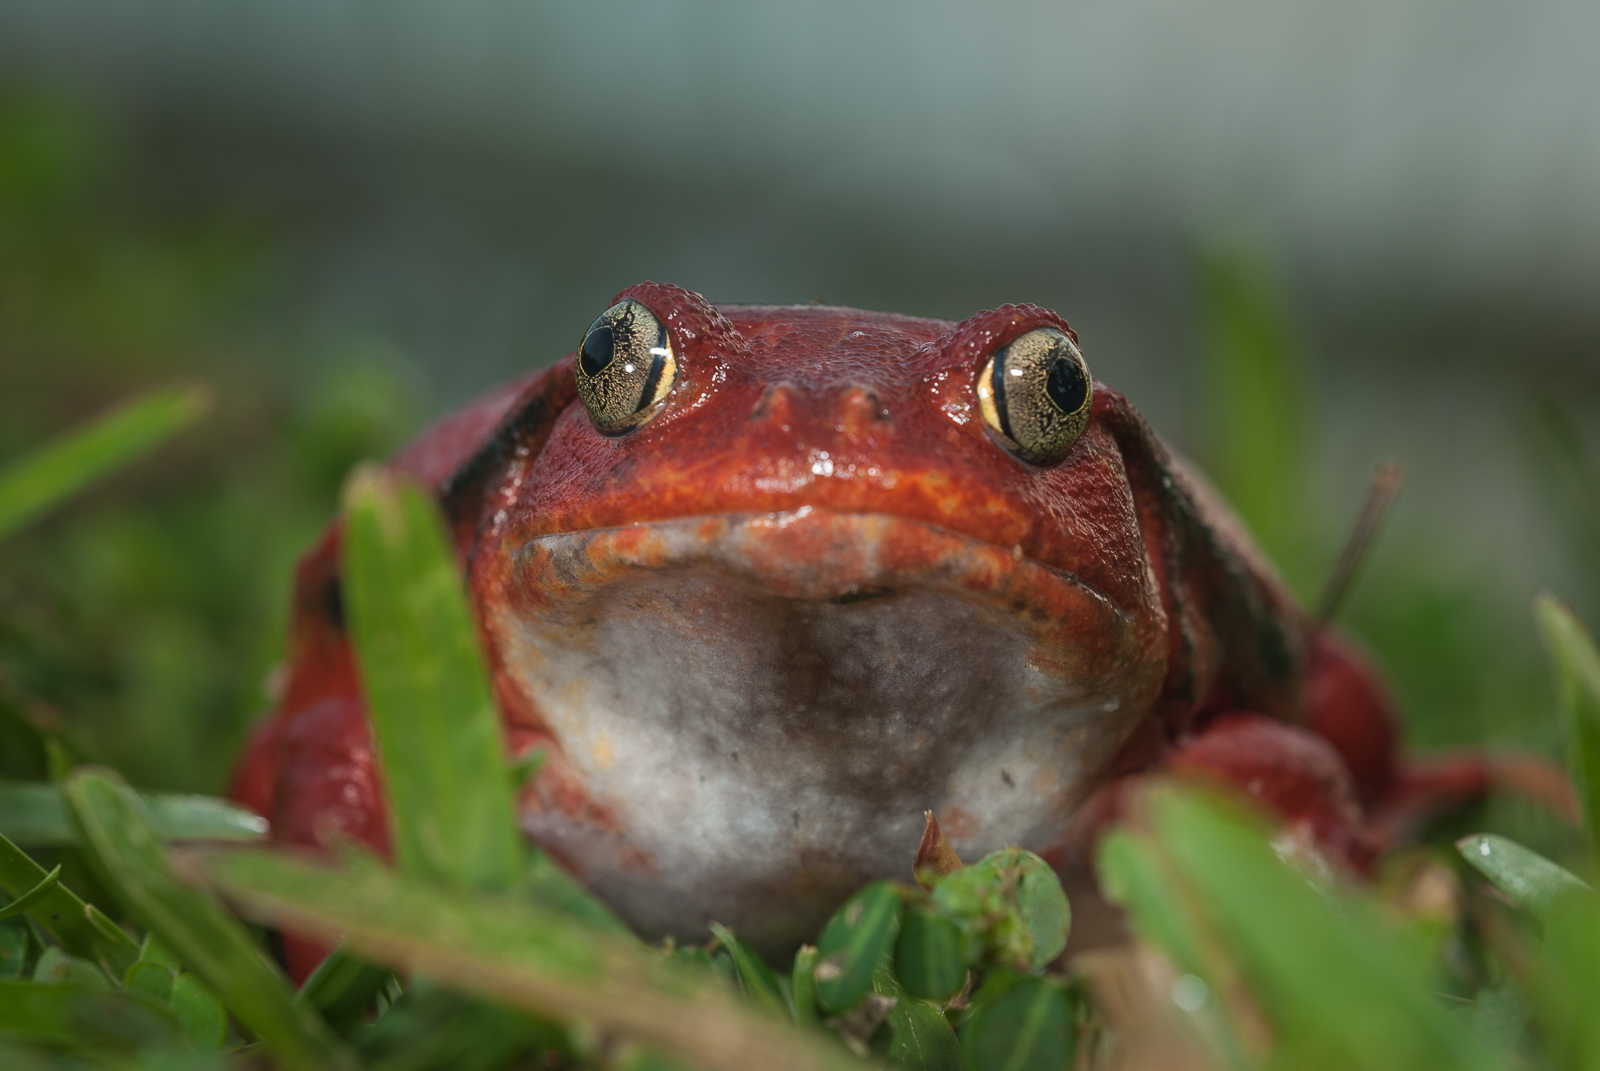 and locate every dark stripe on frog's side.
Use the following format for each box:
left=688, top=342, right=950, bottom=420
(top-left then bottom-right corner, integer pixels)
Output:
left=436, top=360, right=580, bottom=555
left=1092, top=387, right=1306, bottom=734
left=321, top=573, right=345, bottom=632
